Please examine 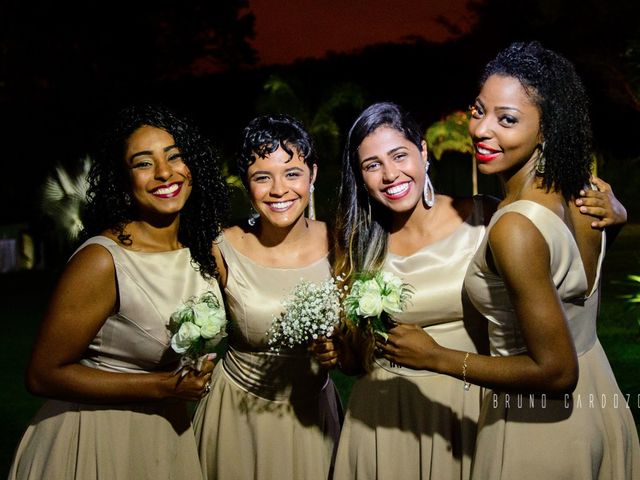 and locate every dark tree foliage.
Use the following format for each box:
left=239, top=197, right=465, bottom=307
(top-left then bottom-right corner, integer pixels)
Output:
left=0, top=0, right=256, bottom=99
left=0, top=0, right=256, bottom=225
